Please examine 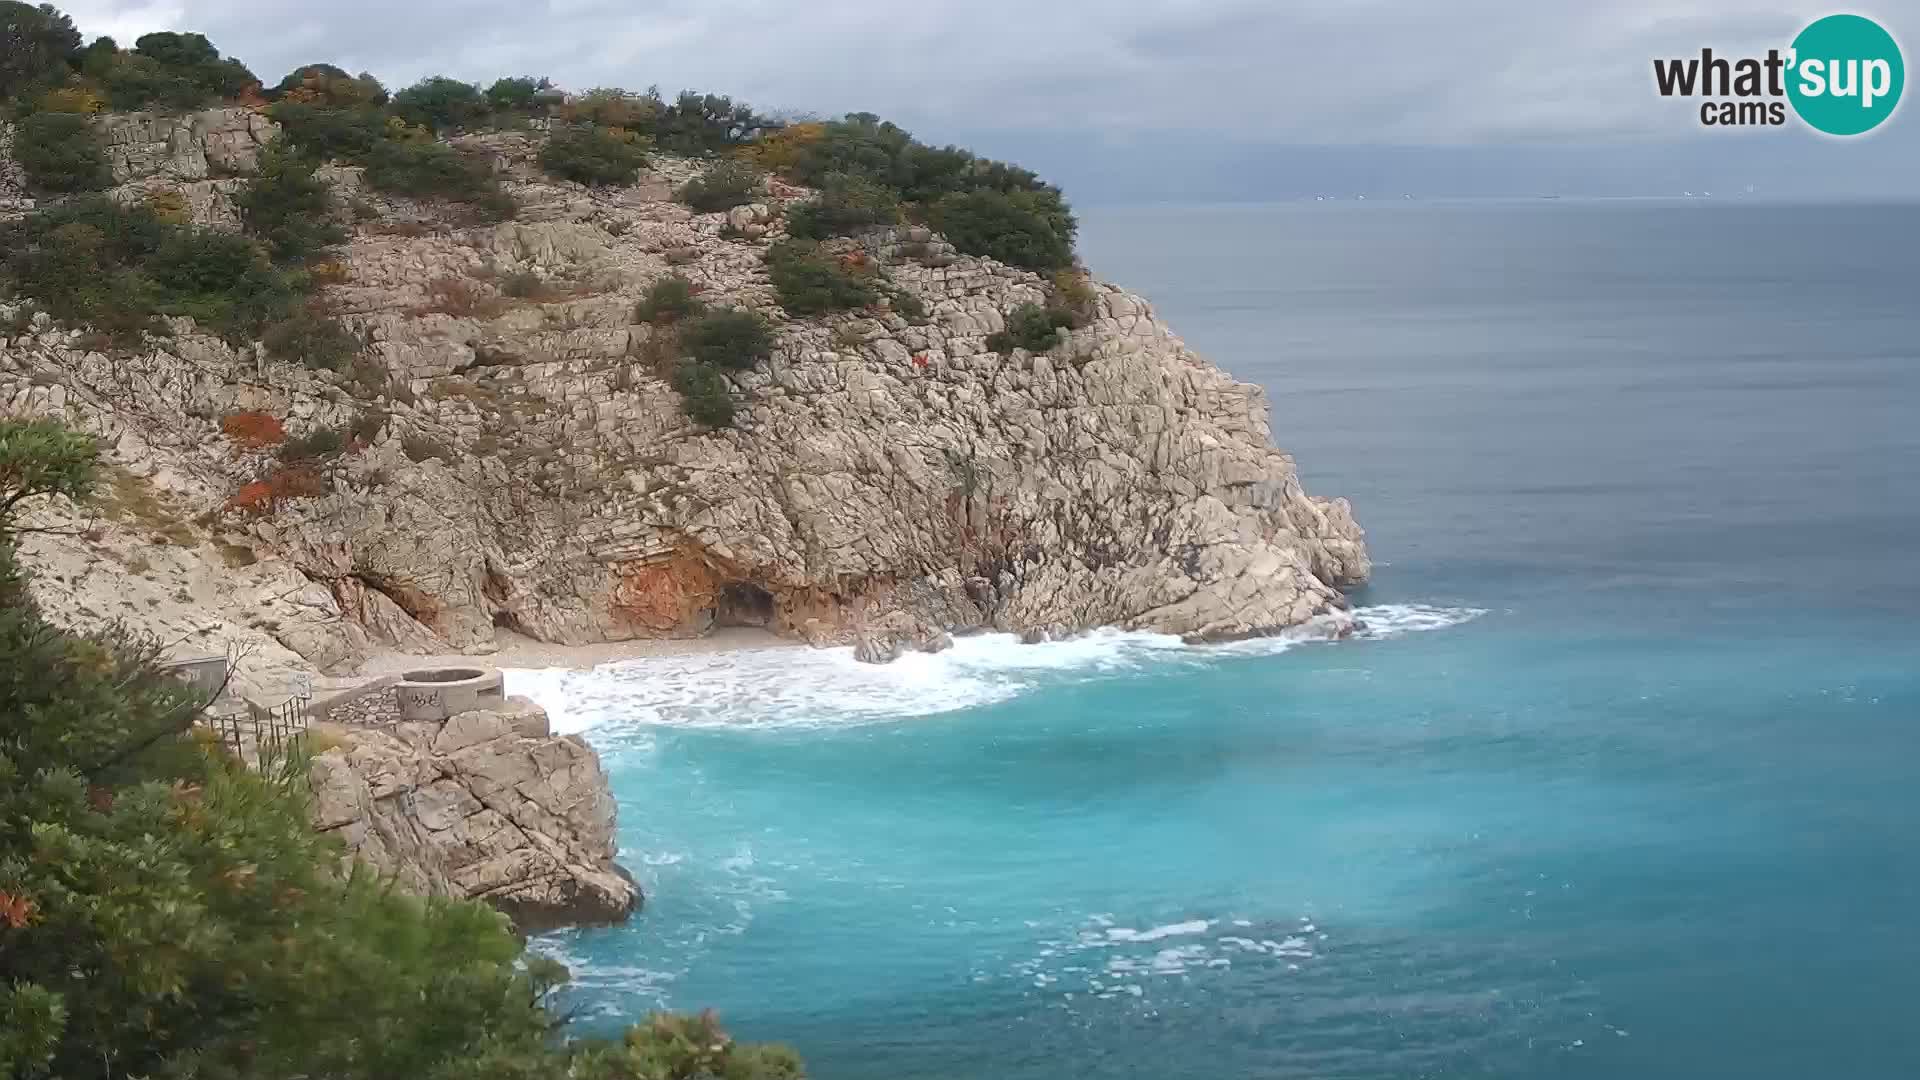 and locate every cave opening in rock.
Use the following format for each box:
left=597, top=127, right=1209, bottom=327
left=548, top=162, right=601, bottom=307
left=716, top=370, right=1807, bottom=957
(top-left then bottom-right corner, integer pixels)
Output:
left=715, top=582, right=775, bottom=628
